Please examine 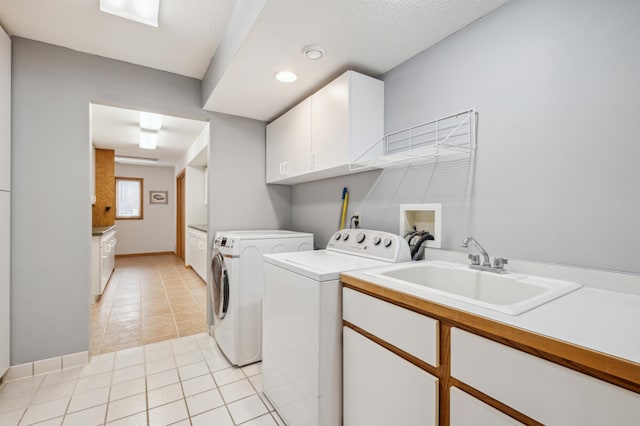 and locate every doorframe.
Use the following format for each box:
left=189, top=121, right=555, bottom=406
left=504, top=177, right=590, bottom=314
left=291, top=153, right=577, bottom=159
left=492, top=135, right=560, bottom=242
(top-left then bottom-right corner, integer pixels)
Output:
left=176, top=169, right=186, bottom=261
